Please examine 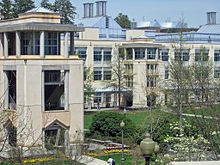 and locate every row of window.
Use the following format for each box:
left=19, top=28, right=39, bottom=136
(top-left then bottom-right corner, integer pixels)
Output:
left=94, top=67, right=111, bottom=80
